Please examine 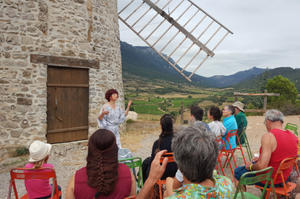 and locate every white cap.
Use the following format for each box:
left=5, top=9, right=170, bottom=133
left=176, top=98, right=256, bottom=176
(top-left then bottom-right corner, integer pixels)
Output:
left=28, top=141, right=52, bottom=162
